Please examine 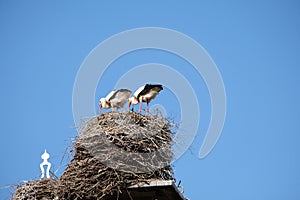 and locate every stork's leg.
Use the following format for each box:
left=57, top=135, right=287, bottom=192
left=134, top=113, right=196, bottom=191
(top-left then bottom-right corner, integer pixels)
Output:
left=138, top=101, right=142, bottom=113
left=146, top=102, right=149, bottom=116
left=111, top=104, right=114, bottom=112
